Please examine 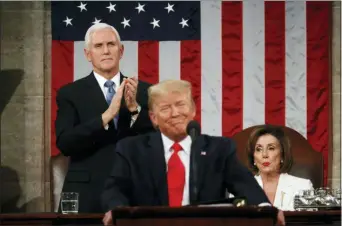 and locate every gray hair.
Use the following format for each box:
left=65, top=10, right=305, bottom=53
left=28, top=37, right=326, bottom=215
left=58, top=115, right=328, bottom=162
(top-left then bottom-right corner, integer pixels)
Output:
left=84, top=23, right=121, bottom=50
